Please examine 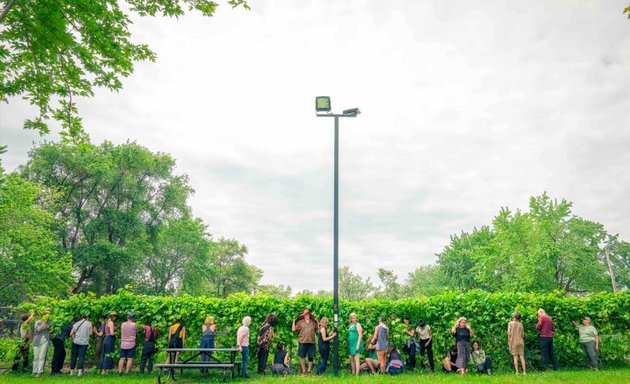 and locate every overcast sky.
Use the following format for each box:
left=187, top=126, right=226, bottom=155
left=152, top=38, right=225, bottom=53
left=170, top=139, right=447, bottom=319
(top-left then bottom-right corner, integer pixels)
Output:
left=1, top=1, right=629, bottom=292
